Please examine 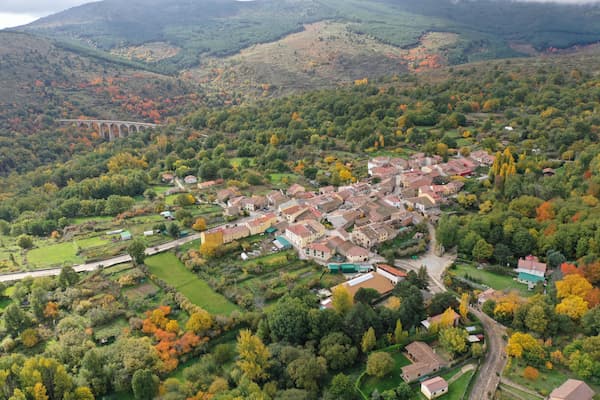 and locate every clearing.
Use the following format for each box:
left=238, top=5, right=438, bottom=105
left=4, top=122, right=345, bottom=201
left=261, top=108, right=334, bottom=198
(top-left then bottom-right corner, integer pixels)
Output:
left=145, top=252, right=239, bottom=315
